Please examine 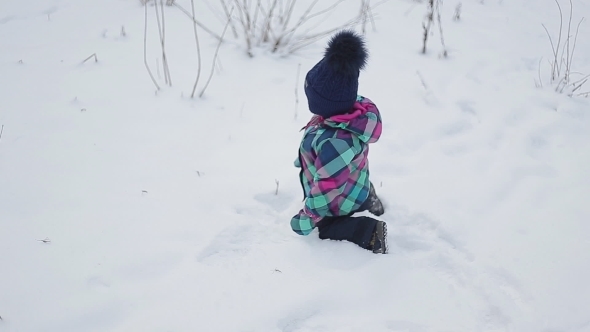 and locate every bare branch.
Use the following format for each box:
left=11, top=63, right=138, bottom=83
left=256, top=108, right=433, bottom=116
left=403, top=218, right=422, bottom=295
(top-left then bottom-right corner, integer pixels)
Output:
left=281, top=0, right=298, bottom=32
left=199, top=7, right=233, bottom=98
left=564, top=0, right=573, bottom=82
left=258, top=0, right=279, bottom=44
left=144, top=3, right=161, bottom=90
left=294, top=63, right=301, bottom=119
left=422, top=0, right=434, bottom=54
left=571, top=73, right=590, bottom=86
left=571, top=79, right=587, bottom=93
left=540, top=0, right=586, bottom=96
left=416, top=70, right=429, bottom=91
left=234, top=1, right=255, bottom=56
left=173, top=2, right=222, bottom=41
left=537, top=57, right=544, bottom=88
left=435, top=0, right=448, bottom=57
left=155, top=0, right=172, bottom=86
left=217, top=0, right=371, bottom=56
left=553, top=0, right=563, bottom=80
left=278, top=0, right=347, bottom=49
left=453, top=3, right=462, bottom=21
left=221, top=0, right=239, bottom=38
left=360, top=0, right=378, bottom=34
left=37, top=237, right=51, bottom=244
left=190, top=0, right=202, bottom=98
left=286, top=18, right=359, bottom=54
left=567, top=17, right=585, bottom=82
left=82, top=53, right=98, bottom=64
